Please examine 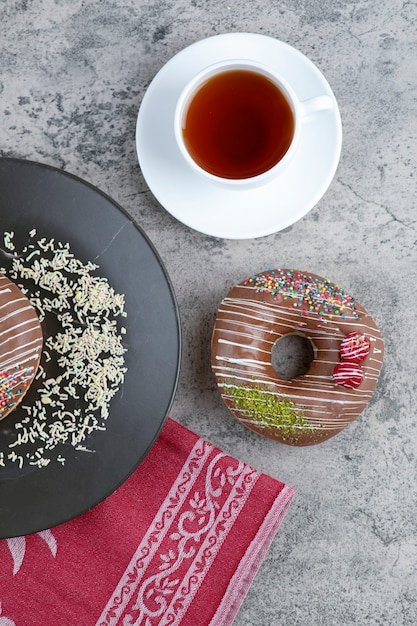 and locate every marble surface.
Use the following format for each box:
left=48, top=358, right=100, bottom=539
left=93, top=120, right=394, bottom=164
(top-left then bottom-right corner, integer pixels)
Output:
left=1, top=1, right=417, bottom=624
